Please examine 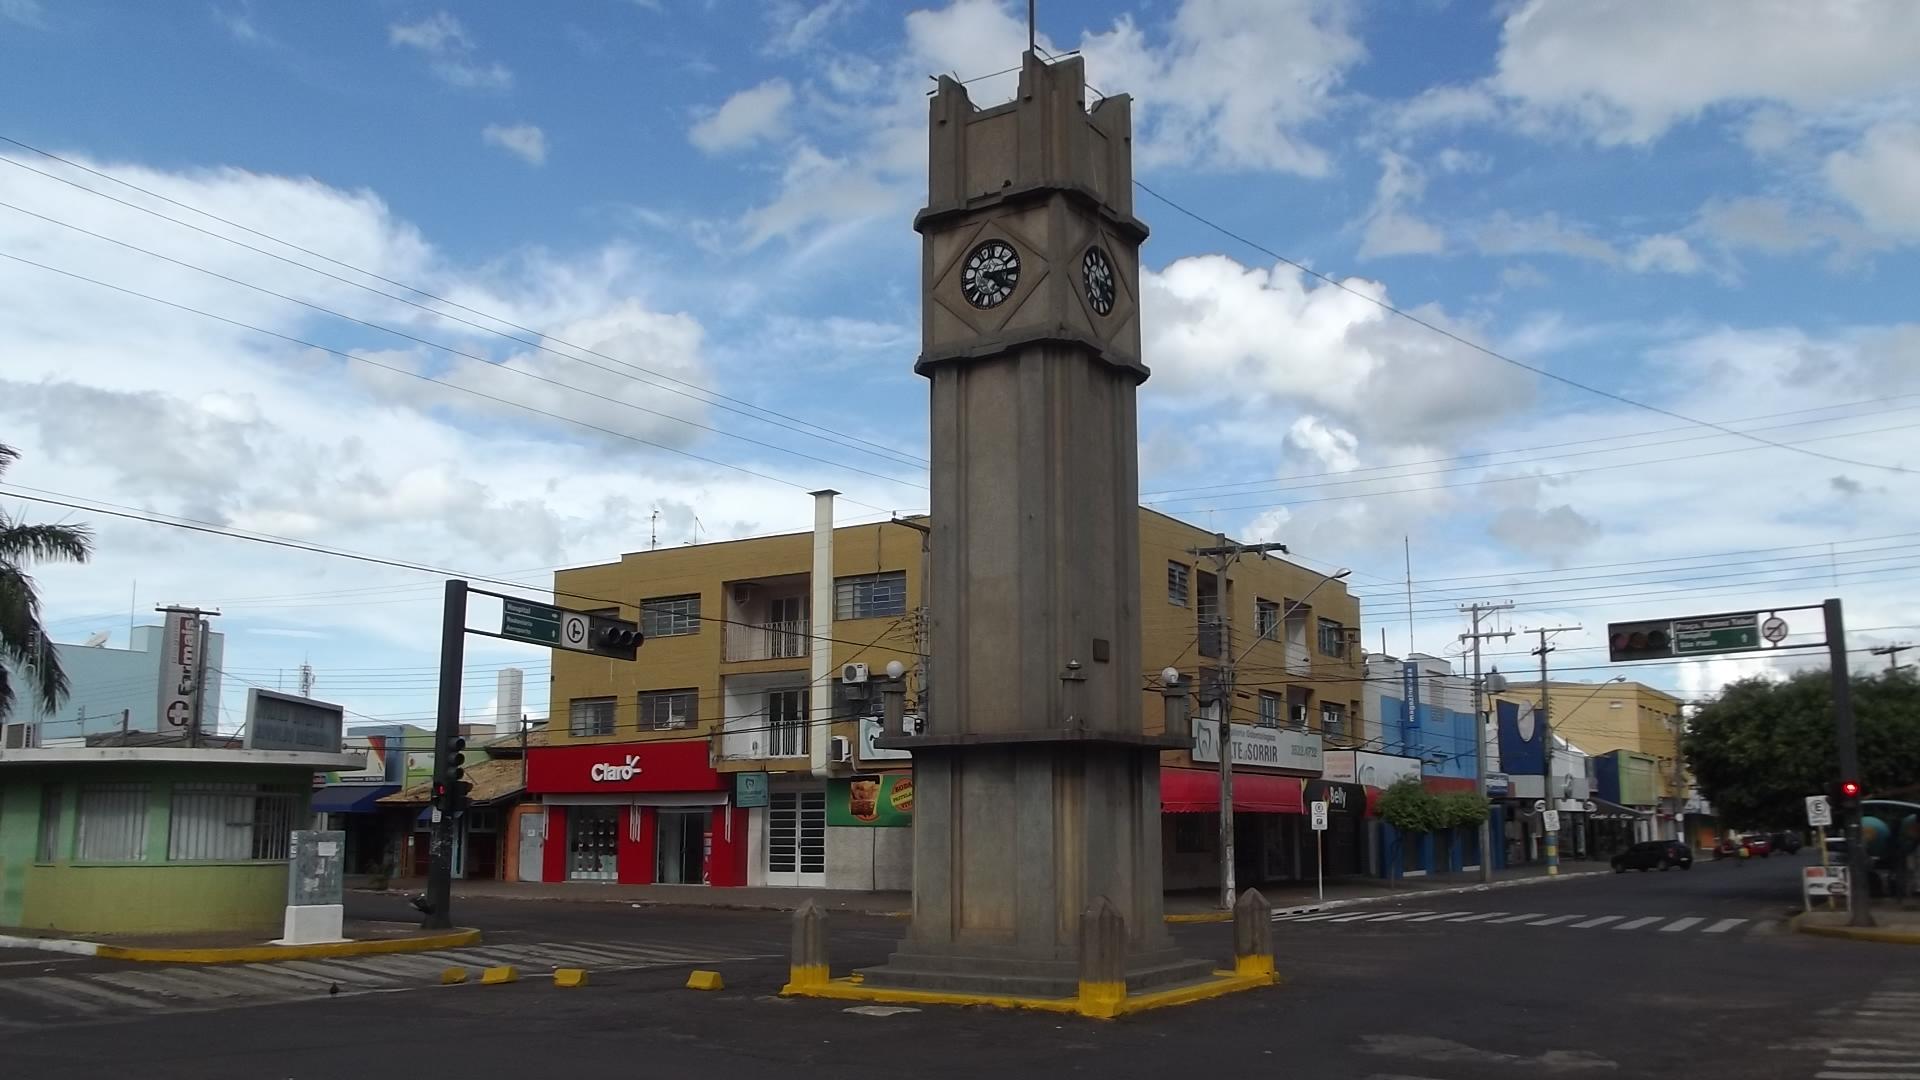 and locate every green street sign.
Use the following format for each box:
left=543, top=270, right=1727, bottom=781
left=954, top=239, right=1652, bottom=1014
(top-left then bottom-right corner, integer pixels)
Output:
left=1671, top=613, right=1760, bottom=656
left=501, top=599, right=562, bottom=645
